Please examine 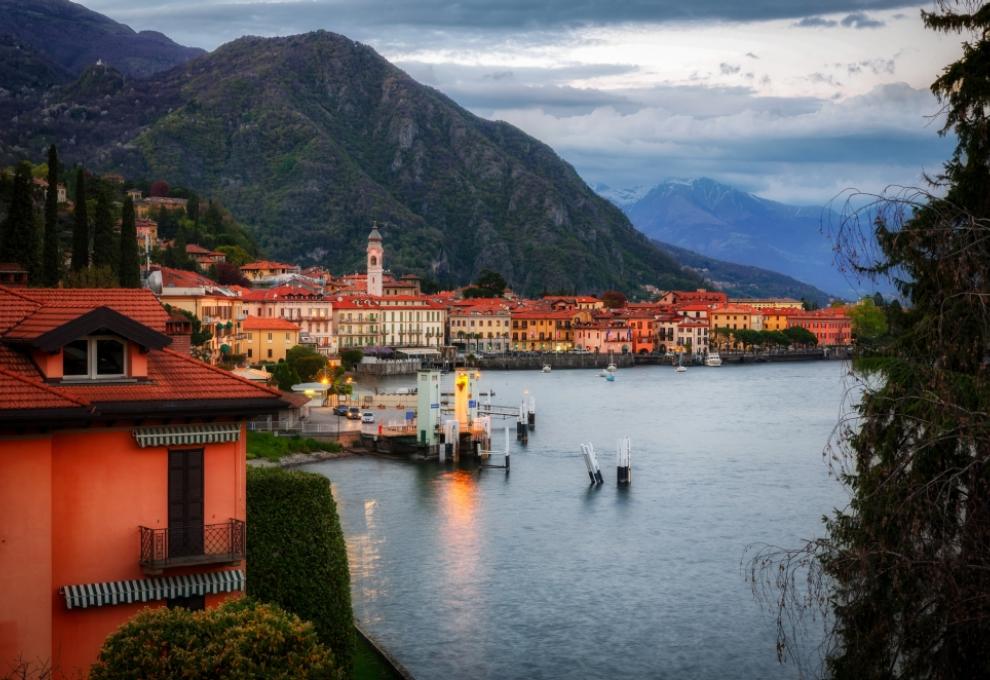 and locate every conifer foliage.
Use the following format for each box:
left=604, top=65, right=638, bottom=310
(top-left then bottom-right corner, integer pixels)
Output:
left=71, top=167, right=89, bottom=271
left=0, top=161, right=39, bottom=278
left=118, top=196, right=140, bottom=287
left=42, top=144, right=61, bottom=286
left=755, top=4, right=990, bottom=678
